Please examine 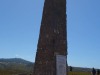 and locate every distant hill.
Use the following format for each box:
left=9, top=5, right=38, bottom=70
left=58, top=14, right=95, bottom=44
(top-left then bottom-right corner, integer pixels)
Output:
left=0, top=58, right=96, bottom=75
left=0, top=58, right=34, bottom=75
left=0, top=58, right=33, bottom=65
left=68, top=66, right=92, bottom=72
